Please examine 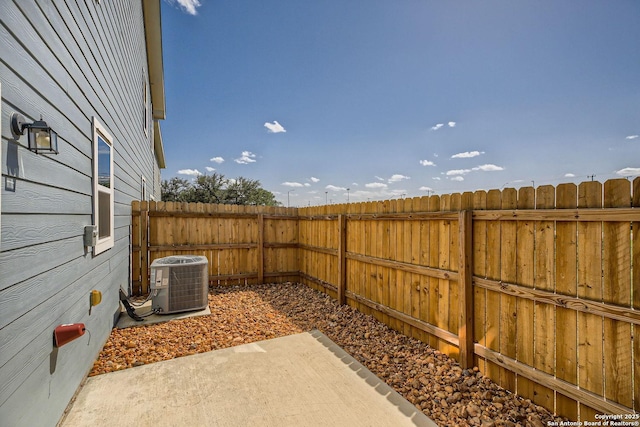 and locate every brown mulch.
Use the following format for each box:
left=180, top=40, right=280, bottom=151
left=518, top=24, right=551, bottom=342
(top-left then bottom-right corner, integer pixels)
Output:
left=90, top=282, right=567, bottom=427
